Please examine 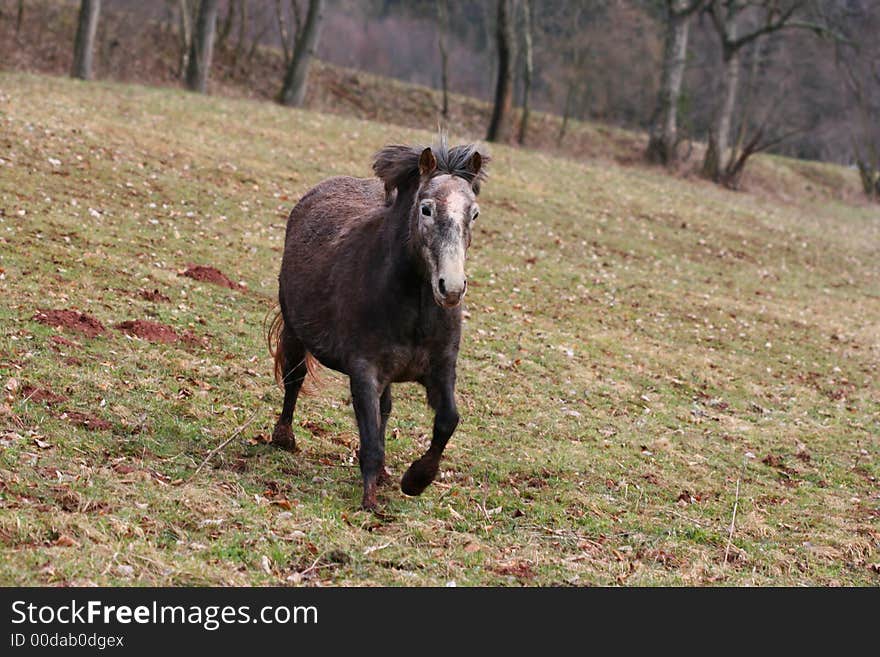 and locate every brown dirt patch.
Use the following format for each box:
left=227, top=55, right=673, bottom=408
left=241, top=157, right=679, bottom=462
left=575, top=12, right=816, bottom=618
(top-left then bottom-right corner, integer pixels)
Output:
left=491, top=560, right=535, bottom=580
left=181, top=265, right=242, bottom=290
left=22, top=385, right=68, bottom=406
left=116, top=320, right=179, bottom=344
left=180, top=330, right=210, bottom=349
left=49, top=335, right=78, bottom=348
left=139, top=288, right=171, bottom=303
left=116, top=321, right=208, bottom=349
left=34, top=310, right=106, bottom=337
left=62, top=411, right=112, bottom=431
